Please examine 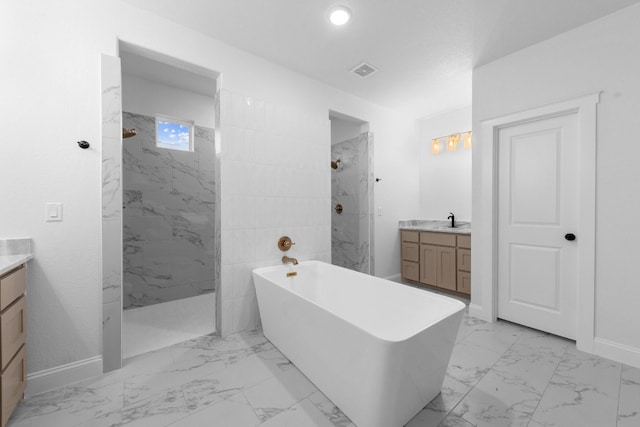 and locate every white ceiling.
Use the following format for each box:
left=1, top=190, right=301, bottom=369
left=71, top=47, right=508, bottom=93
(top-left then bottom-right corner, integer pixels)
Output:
left=121, top=0, right=640, bottom=117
